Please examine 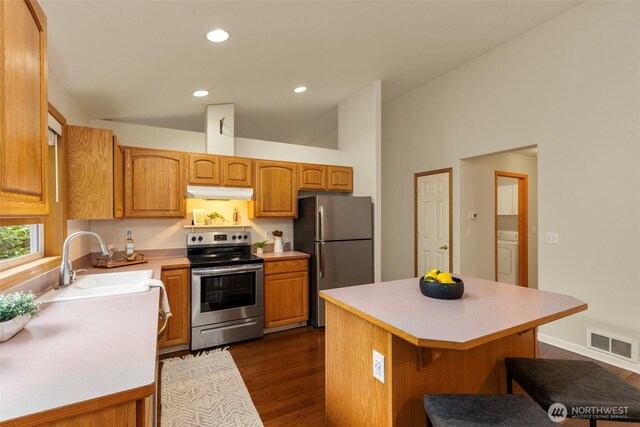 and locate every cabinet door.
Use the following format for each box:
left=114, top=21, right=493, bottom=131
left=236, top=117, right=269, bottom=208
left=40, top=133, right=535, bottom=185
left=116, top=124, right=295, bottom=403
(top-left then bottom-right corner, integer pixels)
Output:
left=188, top=153, right=220, bottom=185
left=159, top=267, right=191, bottom=348
left=0, top=0, right=49, bottom=217
left=66, top=125, right=116, bottom=219
left=124, top=147, right=186, bottom=217
left=113, top=136, right=124, bottom=219
left=298, top=163, right=327, bottom=190
left=264, top=270, right=309, bottom=328
left=327, top=166, right=353, bottom=192
left=252, top=160, right=298, bottom=218
left=221, top=156, right=252, bottom=187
